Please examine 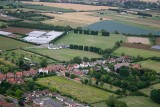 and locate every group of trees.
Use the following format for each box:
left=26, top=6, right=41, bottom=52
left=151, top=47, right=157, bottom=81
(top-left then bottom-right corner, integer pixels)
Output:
left=89, top=66, right=159, bottom=92
left=150, top=89, right=160, bottom=104
left=70, top=56, right=90, bottom=64
left=73, top=28, right=110, bottom=36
